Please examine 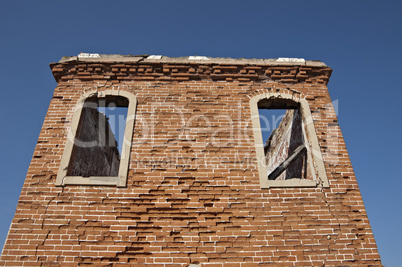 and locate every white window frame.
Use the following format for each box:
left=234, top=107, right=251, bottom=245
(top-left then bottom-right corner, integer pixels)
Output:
left=250, top=93, right=329, bottom=189
left=55, top=90, right=136, bottom=187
